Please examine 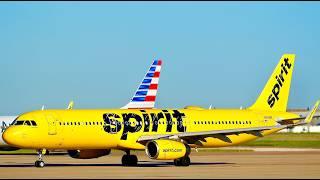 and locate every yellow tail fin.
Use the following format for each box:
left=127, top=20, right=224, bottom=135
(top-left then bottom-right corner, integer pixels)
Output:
left=249, top=54, right=295, bottom=112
